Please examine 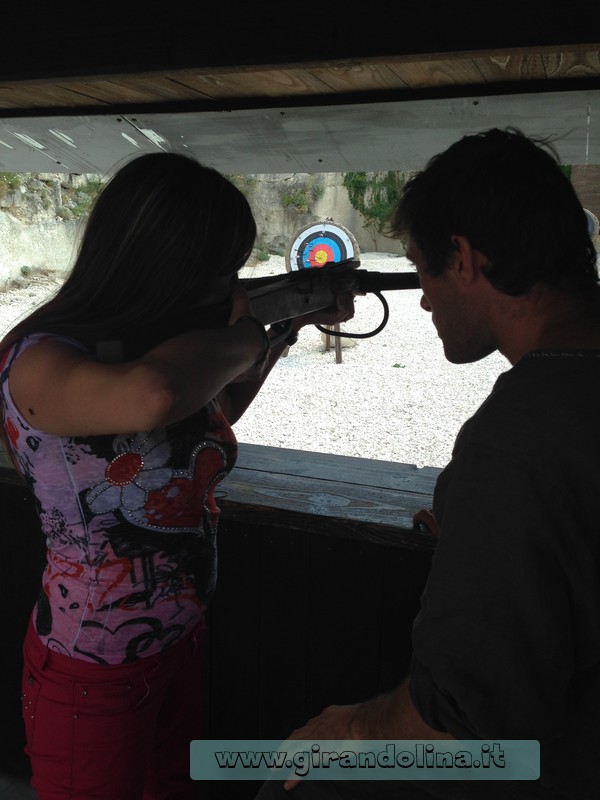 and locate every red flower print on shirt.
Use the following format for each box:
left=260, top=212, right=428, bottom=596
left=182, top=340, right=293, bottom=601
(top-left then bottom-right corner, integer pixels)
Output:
left=86, top=430, right=228, bottom=535
left=142, top=443, right=226, bottom=531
